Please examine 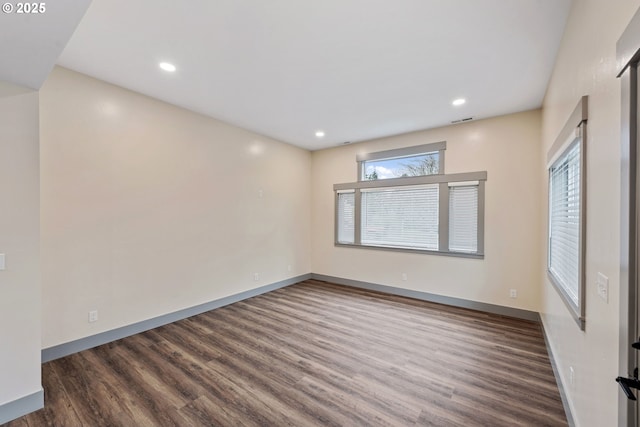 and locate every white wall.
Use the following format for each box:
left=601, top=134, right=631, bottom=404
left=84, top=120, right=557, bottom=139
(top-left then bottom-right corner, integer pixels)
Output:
left=311, top=110, right=542, bottom=312
left=540, top=1, right=640, bottom=426
left=0, top=87, right=41, bottom=406
left=39, top=67, right=311, bottom=348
